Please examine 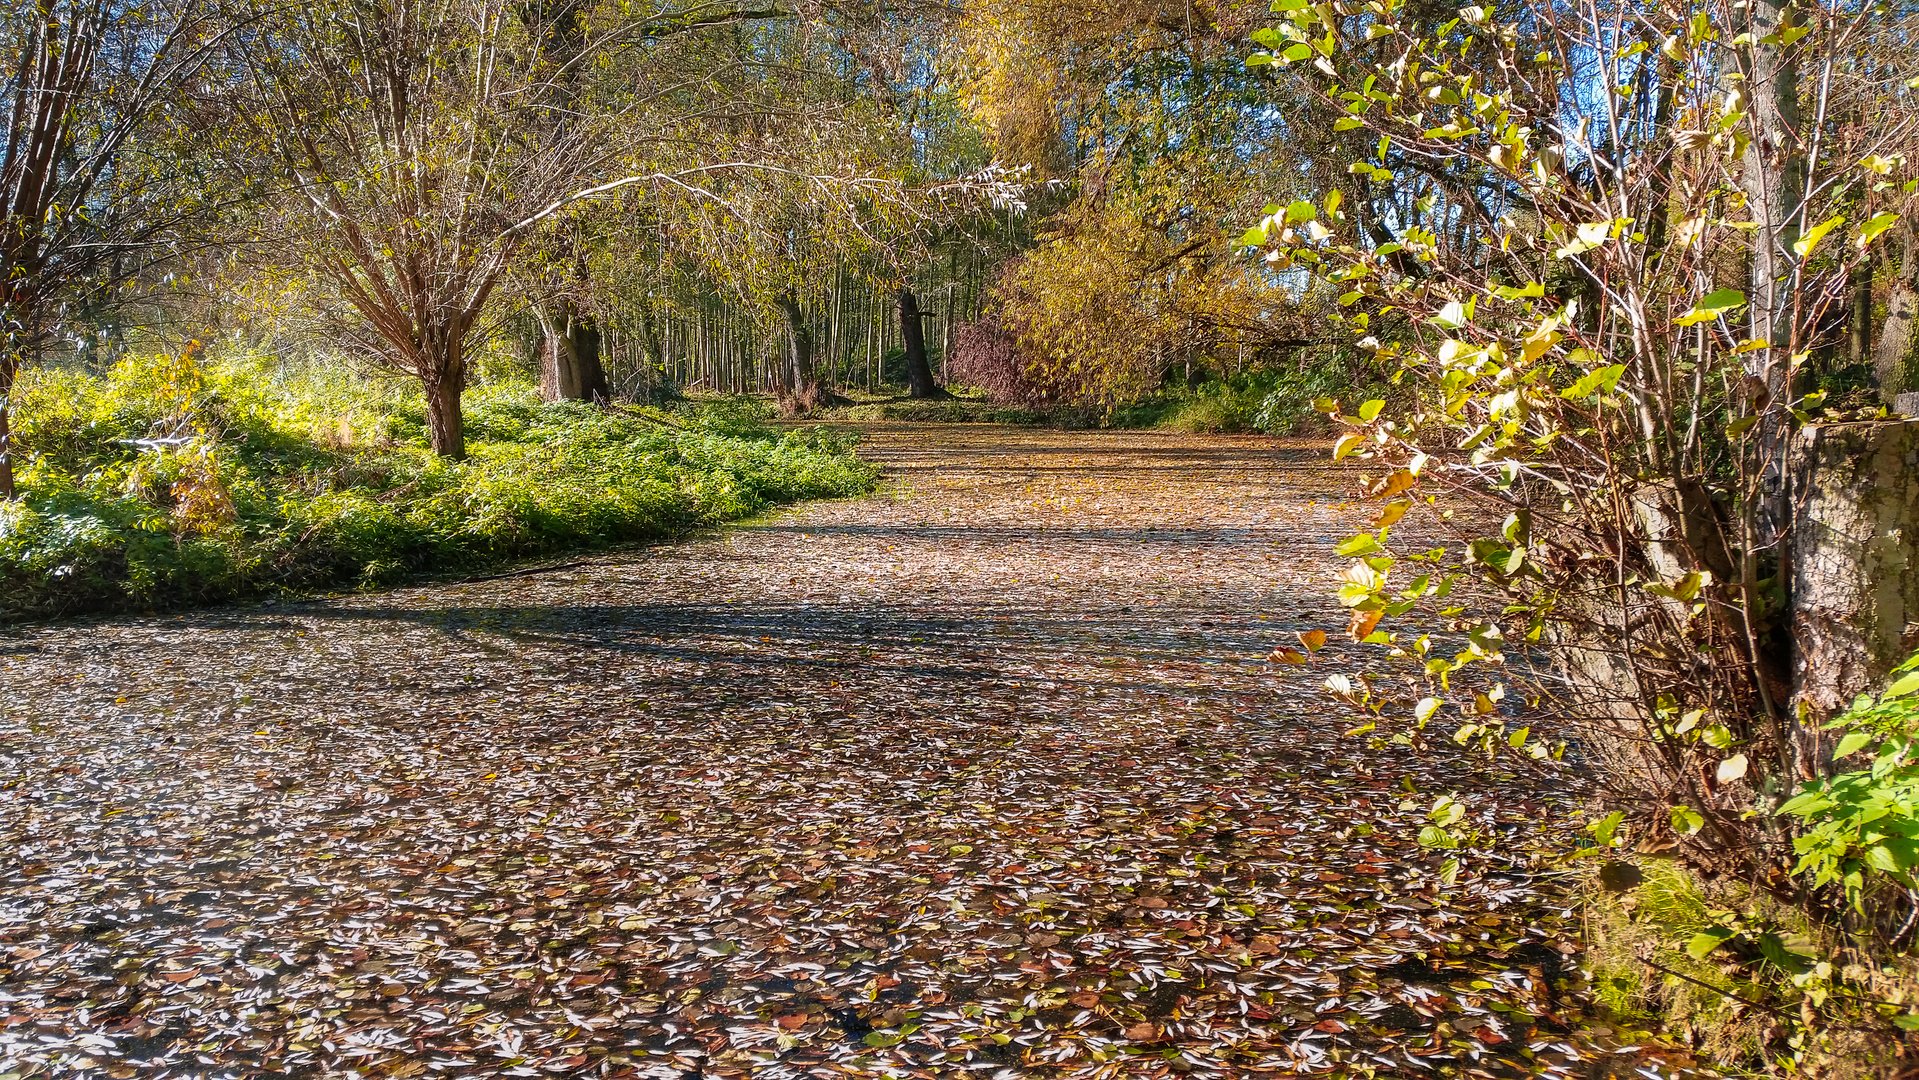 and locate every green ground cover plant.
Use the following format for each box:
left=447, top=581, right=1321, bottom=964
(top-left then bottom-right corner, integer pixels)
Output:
left=0, top=350, right=877, bottom=621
